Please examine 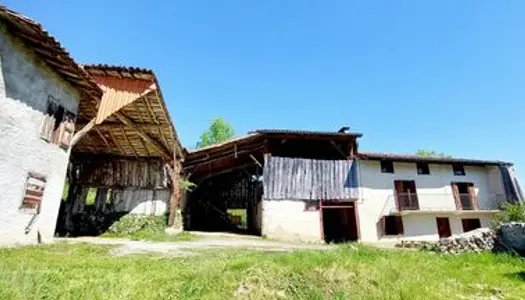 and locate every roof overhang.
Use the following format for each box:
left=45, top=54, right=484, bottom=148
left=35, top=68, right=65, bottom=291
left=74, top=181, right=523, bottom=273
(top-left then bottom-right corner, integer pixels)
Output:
left=393, top=209, right=499, bottom=216
left=72, top=65, right=183, bottom=160
left=0, top=7, right=102, bottom=101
